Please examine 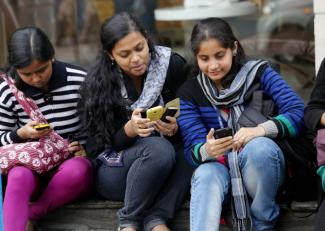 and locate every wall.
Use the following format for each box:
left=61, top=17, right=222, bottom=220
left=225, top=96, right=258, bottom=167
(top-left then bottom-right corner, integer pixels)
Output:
left=314, top=0, right=325, bottom=73
left=0, top=12, right=6, bottom=67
